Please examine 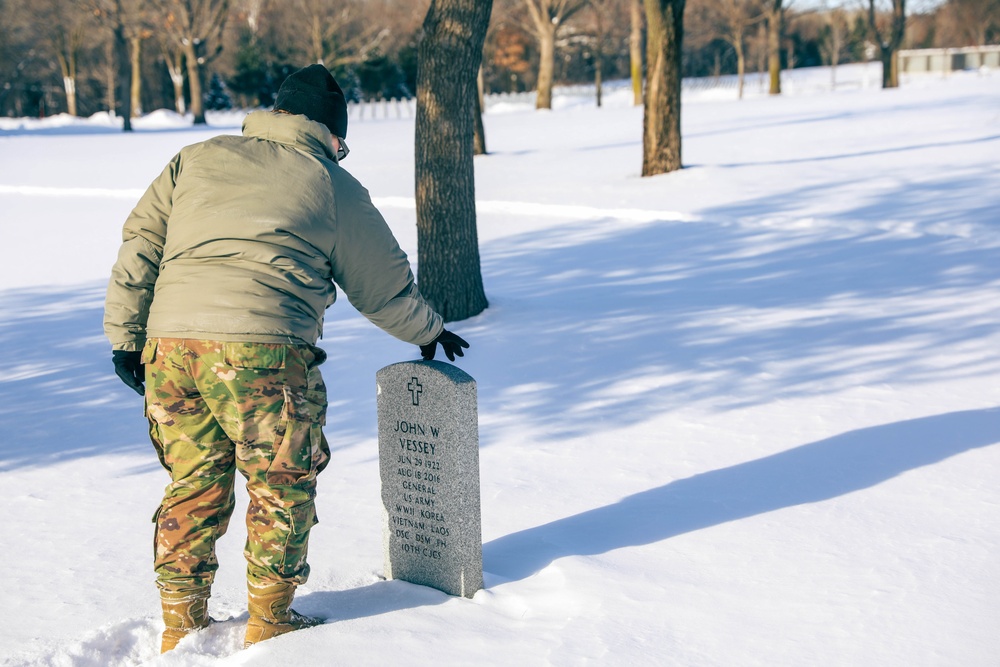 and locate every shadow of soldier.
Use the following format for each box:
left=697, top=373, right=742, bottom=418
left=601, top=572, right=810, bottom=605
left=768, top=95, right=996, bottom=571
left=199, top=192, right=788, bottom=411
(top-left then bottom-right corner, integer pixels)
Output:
left=483, top=407, right=1000, bottom=583
left=297, top=579, right=448, bottom=623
